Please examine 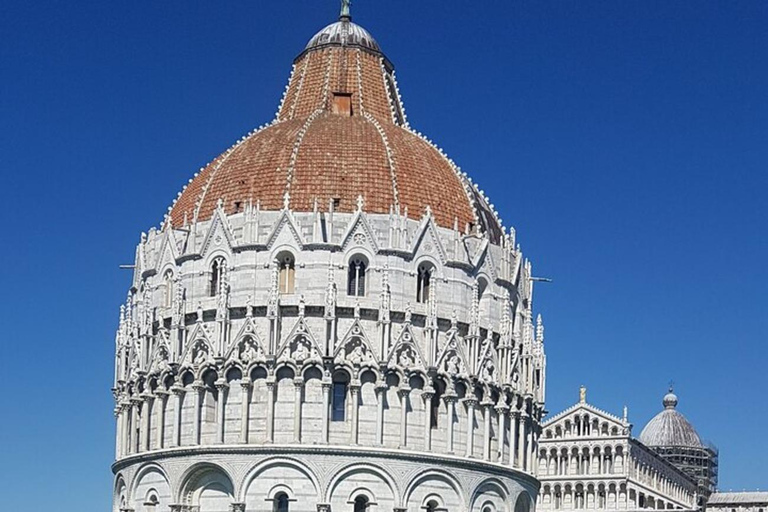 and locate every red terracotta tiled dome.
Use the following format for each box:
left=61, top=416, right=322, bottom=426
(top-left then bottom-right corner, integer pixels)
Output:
left=169, top=18, right=503, bottom=242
